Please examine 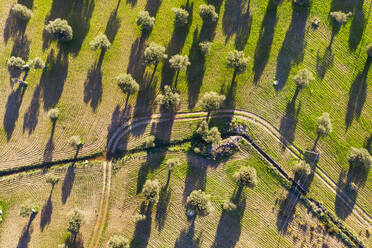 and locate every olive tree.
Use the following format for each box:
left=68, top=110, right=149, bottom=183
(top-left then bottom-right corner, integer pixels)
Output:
left=67, top=209, right=84, bottom=240
left=165, top=158, right=180, bottom=187
left=233, top=166, right=258, bottom=189
left=226, top=50, right=250, bottom=83
left=144, top=42, right=167, bottom=75
left=7, top=56, right=25, bottom=70
left=11, top=4, right=33, bottom=21
left=172, top=8, right=189, bottom=27
left=313, top=112, right=332, bottom=150
left=292, top=69, right=314, bottom=102
left=90, top=33, right=111, bottom=51
left=348, top=147, right=371, bottom=171
left=330, top=11, right=352, bottom=25
left=143, top=179, right=161, bottom=204
left=199, top=41, right=212, bottom=55
left=143, top=135, right=155, bottom=148
left=115, top=73, right=139, bottom=107
left=186, top=190, right=212, bottom=217
left=46, top=174, right=60, bottom=188
left=69, top=135, right=83, bottom=149
left=199, top=5, right=218, bottom=22
left=199, top=91, right=225, bottom=120
left=157, top=85, right=180, bottom=111
left=293, top=160, right=311, bottom=177
left=195, top=121, right=222, bottom=145
left=108, top=235, right=130, bottom=248
left=47, top=108, right=60, bottom=122
left=136, top=11, right=155, bottom=31
left=367, top=43, right=372, bottom=57
left=45, top=18, right=73, bottom=42
left=169, top=54, right=190, bottom=86
left=30, top=57, right=45, bottom=69
left=19, top=201, right=39, bottom=218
